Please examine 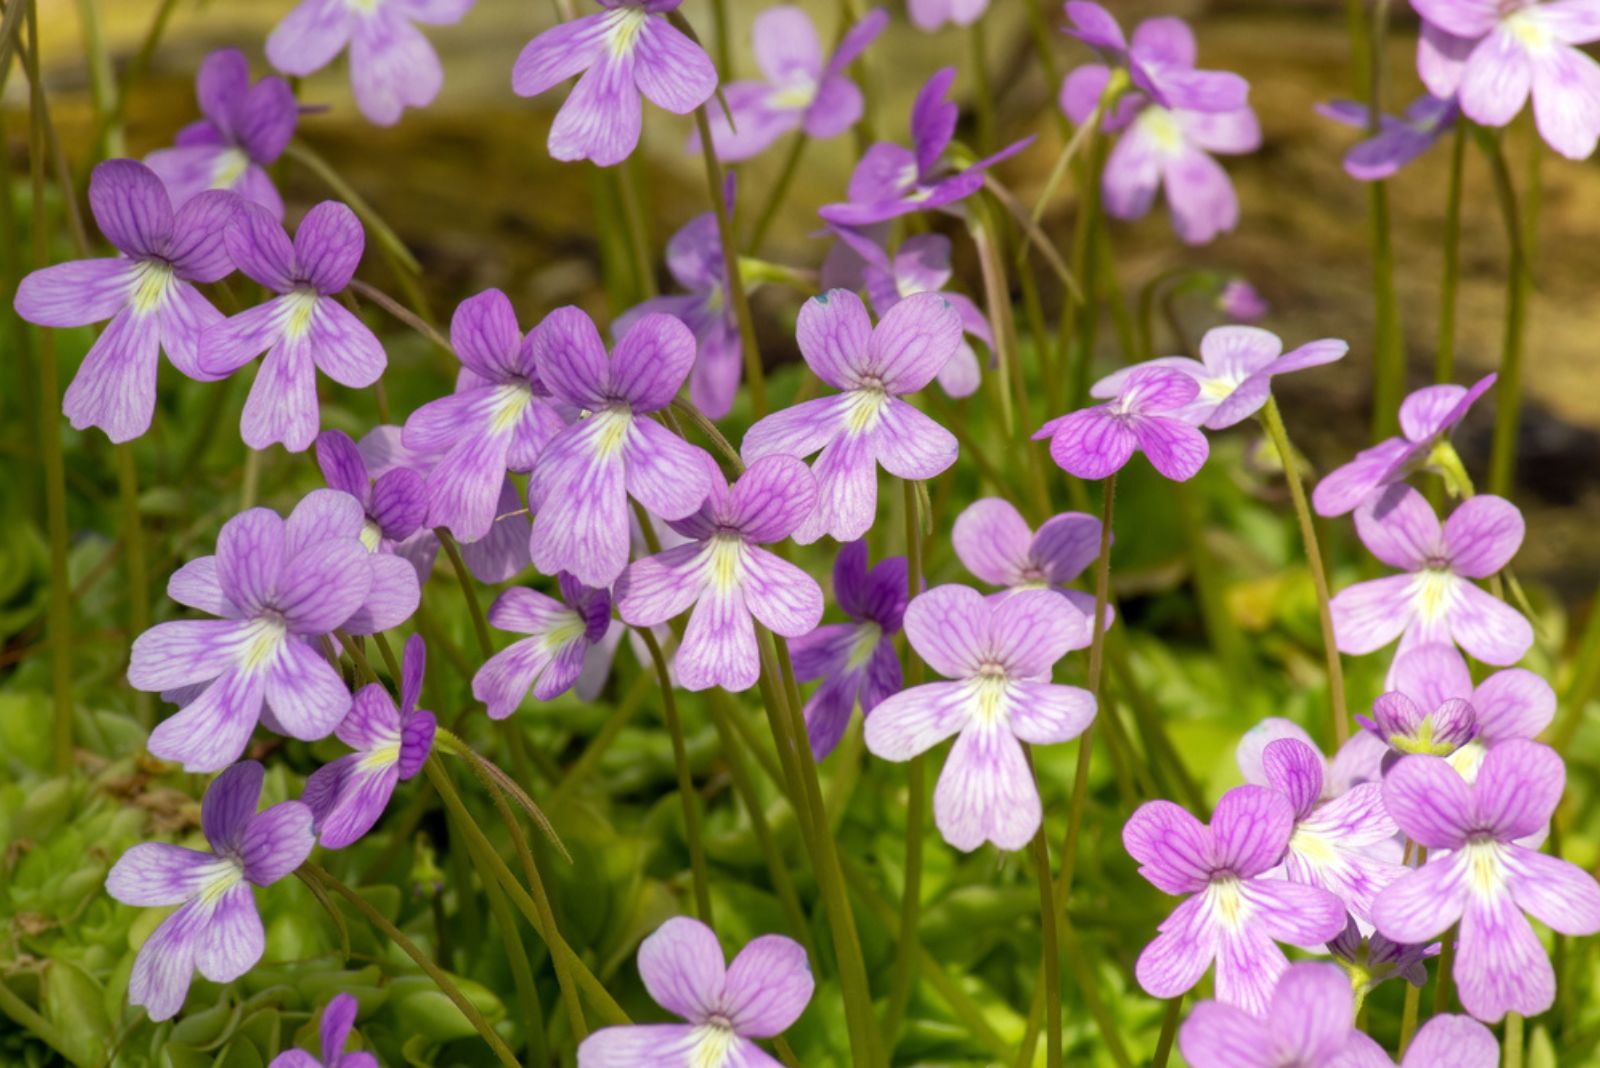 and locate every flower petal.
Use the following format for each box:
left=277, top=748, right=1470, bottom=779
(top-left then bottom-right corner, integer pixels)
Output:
left=638, top=916, right=726, bottom=1021
left=933, top=723, right=1040, bottom=851
left=721, top=934, right=814, bottom=1037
